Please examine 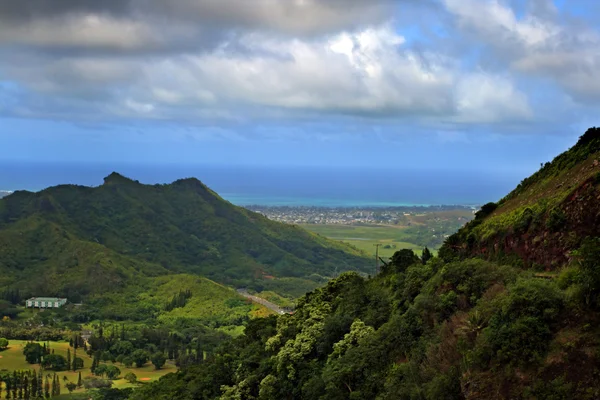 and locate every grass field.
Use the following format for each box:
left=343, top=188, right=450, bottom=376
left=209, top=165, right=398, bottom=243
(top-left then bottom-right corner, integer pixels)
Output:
left=301, top=224, right=424, bottom=259
left=0, top=340, right=175, bottom=393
